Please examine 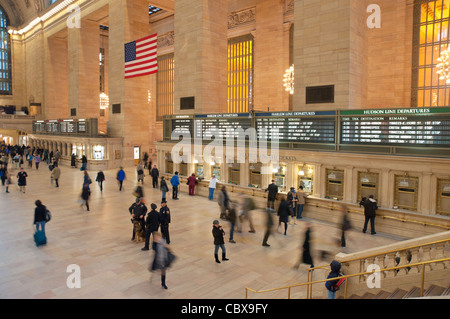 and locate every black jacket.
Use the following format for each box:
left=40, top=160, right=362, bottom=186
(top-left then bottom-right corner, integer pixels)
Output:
left=34, top=205, right=47, bottom=223
left=266, top=183, right=278, bottom=200
left=129, top=202, right=148, bottom=219
left=212, top=226, right=225, bottom=245
left=361, top=198, right=378, bottom=217
left=145, top=209, right=160, bottom=231
left=277, top=200, right=290, bottom=223
left=151, top=168, right=159, bottom=178
left=96, top=171, right=105, bottom=182
left=160, top=206, right=171, bottom=224
left=325, top=260, right=342, bottom=292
